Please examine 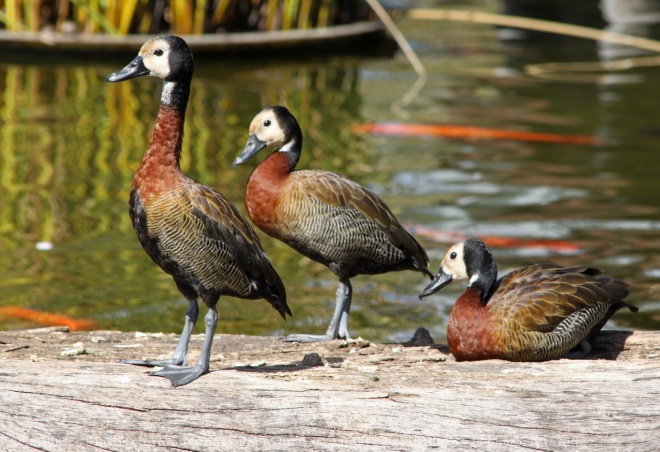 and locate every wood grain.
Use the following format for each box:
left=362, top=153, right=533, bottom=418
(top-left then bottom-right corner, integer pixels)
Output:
left=1, top=328, right=658, bottom=451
